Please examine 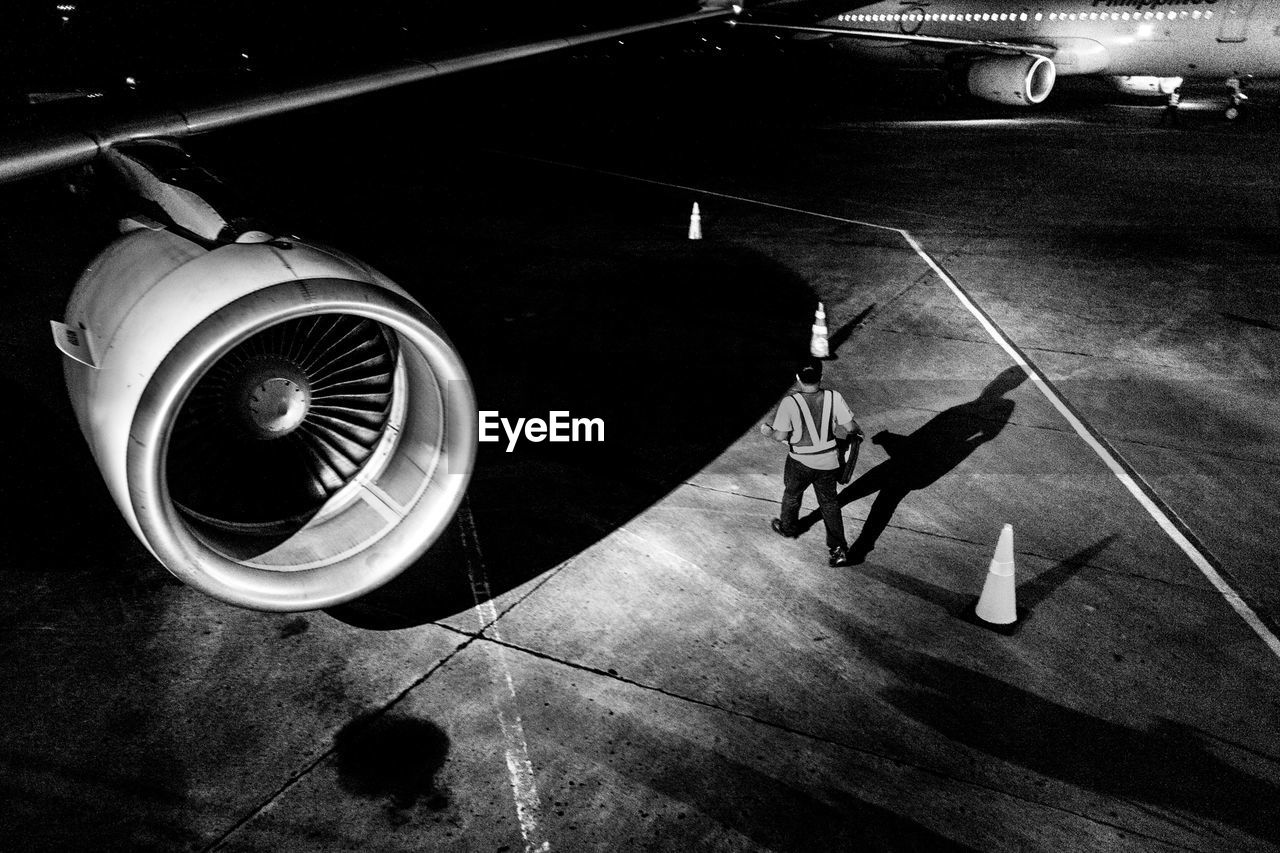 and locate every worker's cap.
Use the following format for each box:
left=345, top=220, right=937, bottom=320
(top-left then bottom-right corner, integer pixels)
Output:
left=797, top=357, right=823, bottom=384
